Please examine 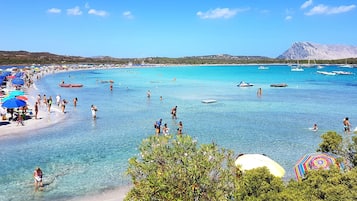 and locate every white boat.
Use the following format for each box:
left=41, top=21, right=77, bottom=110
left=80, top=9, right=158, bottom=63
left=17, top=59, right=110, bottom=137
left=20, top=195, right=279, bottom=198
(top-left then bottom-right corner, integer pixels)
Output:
left=237, top=81, right=254, bottom=87
left=340, top=64, right=353, bottom=68
left=332, top=71, right=354, bottom=75
left=258, top=66, right=269, bottom=70
left=317, top=71, right=336, bottom=76
left=201, top=99, right=217, bottom=104
left=291, top=67, right=304, bottom=72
